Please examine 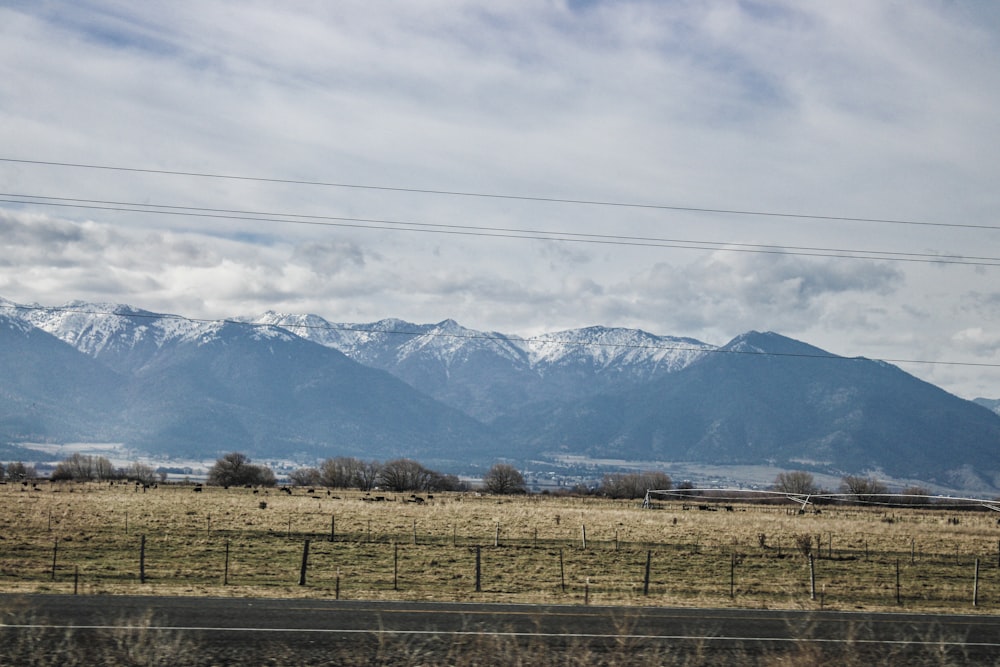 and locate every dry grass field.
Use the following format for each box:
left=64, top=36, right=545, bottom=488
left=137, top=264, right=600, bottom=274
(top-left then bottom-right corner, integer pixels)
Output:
left=2, top=481, right=999, bottom=613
